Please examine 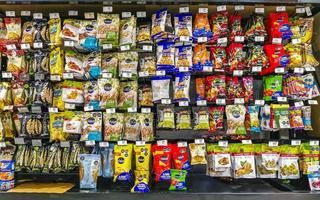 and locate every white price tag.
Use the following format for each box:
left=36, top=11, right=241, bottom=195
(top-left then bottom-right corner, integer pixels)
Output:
left=139, top=71, right=149, bottom=77
left=218, top=140, right=228, bottom=147
left=6, top=44, right=16, bottom=50
left=305, top=67, right=315, bottom=72
left=217, top=5, right=227, bottom=12
left=99, top=142, right=109, bottom=147
left=180, top=36, right=190, bottom=42
left=156, top=70, right=165, bottom=76
left=294, top=101, right=304, bottom=107
left=277, top=96, right=287, bottom=102
left=157, top=140, right=168, bottom=146
left=177, top=141, right=188, bottom=147
left=255, top=36, right=264, bottom=42
left=235, top=36, right=244, bottom=43
left=117, top=140, right=127, bottom=146
left=292, top=38, right=301, bottom=44
left=195, top=139, right=205, bottom=144
left=102, top=72, right=112, bottom=78
left=310, top=140, right=319, bottom=146
left=296, top=7, right=306, bottom=14
left=233, top=70, right=243, bottom=76
left=0, top=142, right=6, bottom=148
left=49, top=13, right=60, bottom=19
left=4, top=105, right=13, bottom=110
left=269, top=141, right=279, bottom=147
left=179, top=67, right=189, bottom=72
left=33, top=13, right=43, bottom=19
left=199, top=8, right=208, bottom=13
left=137, top=11, right=146, bottom=18
left=142, top=45, right=152, bottom=51
left=161, top=99, right=171, bottom=104
left=122, top=12, right=131, bottom=18
left=291, top=140, right=301, bottom=146
left=255, top=7, right=265, bottom=14
left=216, top=98, right=226, bottom=105
left=68, top=10, right=78, bottom=16
left=255, top=100, right=265, bottom=106
left=60, top=141, right=70, bottom=148
left=275, top=67, right=285, bottom=73
left=32, top=139, right=42, bottom=147
left=64, top=40, right=74, bottom=47
left=49, top=107, right=58, bottom=113
left=50, top=75, right=61, bottom=81
left=121, top=72, right=132, bottom=78
left=84, top=106, right=94, bottom=111
left=252, top=66, right=262, bottom=72
left=217, top=37, right=227, bottom=44
left=31, top=106, right=42, bottom=113
left=103, top=6, right=113, bottom=13
left=294, top=67, right=304, bottom=74
left=179, top=101, right=189, bottom=107
left=141, top=107, right=151, bottom=113
left=203, top=66, right=212, bottom=72
left=197, top=37, right=207, bottom=43
left=33, top=42, right=43, bottom=49
left=135, top=141, right=146, bottom=146
left=128, top=107, right=137, bottom=113
left=21, top=11, right=31, bottom=16
left=63, top=73, right=74, bottom=79
left=235, top=5, right=244, bottom=11
left=14, top=137, right=25, bottom=145
left=35, top=73, right=45, bottom=80
left=85, top=140, right=95, bottom=146
left=306, top=7, right=312, bottom=16
left=65, top=103, right=75, bottom=110
left=84, top=12, right=95, bottom=19
left=17, top=106, right=29, bottom=113
left=235, top=98, right=244, bottom=104
left=242, top=140, right=252, bottom=144
left=272, top=38, right=282, bottom=44
left=120, top=45, right=130, bottom=51
left=103, top=44, right=112, bottom=50
left=2, top=72, right=12, bottom=79
left=308, top=165, right=320, bottom=172
left=308, top=100, right=318, bottom=105
left=276, top=6, right=286, bottom=12
left=197, top=100, right=207, bottom=106
left=106, top=108, right=116, bottom=114
left=21, top=43, right=30, bottom=50
left=5, top=11, right=15, bottom=17
left=179, top=7, right=189, bottom=13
